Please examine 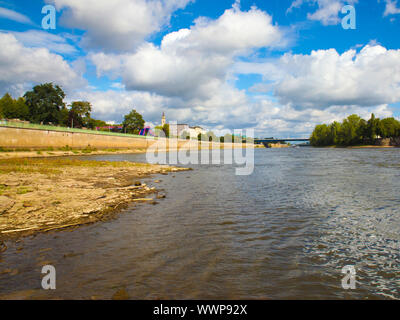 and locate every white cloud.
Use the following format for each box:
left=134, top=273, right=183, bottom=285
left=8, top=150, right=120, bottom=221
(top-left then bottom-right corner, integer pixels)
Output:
left=84, top=3, right=287, bottom=134
left=287, top=0, right=357, bottom=25
left=90, top=3, right=283, bottom=100
left=0, top=33, right=86, bottom=96
left=70, top=90, right=171, bottom=121
left=382, top=0, right=400, bottom=16
left=276, top=45, right=400, bottom=108
left=46, top=0, right=193, bottom=52
left=6, top=30, right=78, bottom=55
left=252, top=99, right=393, bottom=138
left=0, top=7, right=34, bottom=25
left=239, top=45, right=400, bottom=110
left=86, top=2, right=394, bottom=137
